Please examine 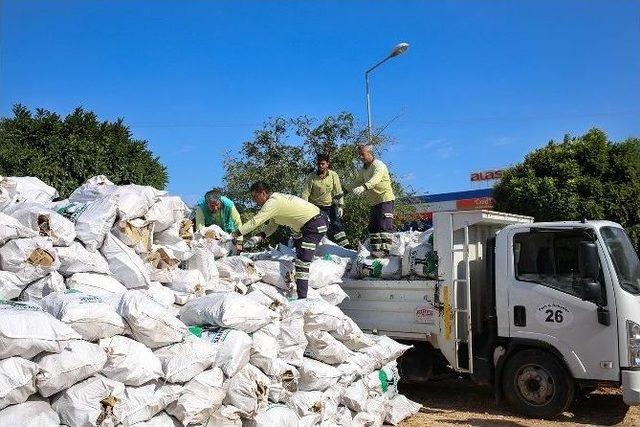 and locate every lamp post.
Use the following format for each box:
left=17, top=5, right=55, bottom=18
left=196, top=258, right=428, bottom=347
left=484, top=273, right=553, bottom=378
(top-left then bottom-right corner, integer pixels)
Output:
left=365, top=42, right=409, bottom=144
